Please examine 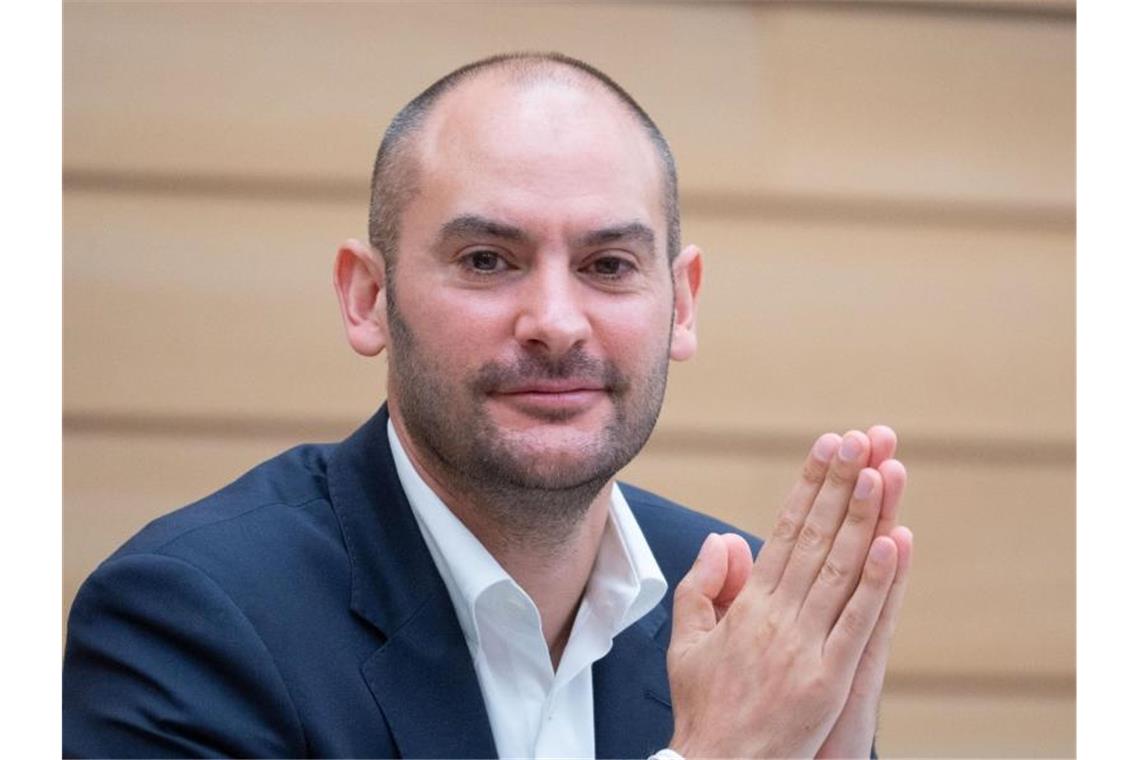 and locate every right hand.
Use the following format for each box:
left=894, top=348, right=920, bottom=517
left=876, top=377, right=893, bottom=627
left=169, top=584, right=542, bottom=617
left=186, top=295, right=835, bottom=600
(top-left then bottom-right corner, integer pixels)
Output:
left=666, top=430, right=905, bottom=758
